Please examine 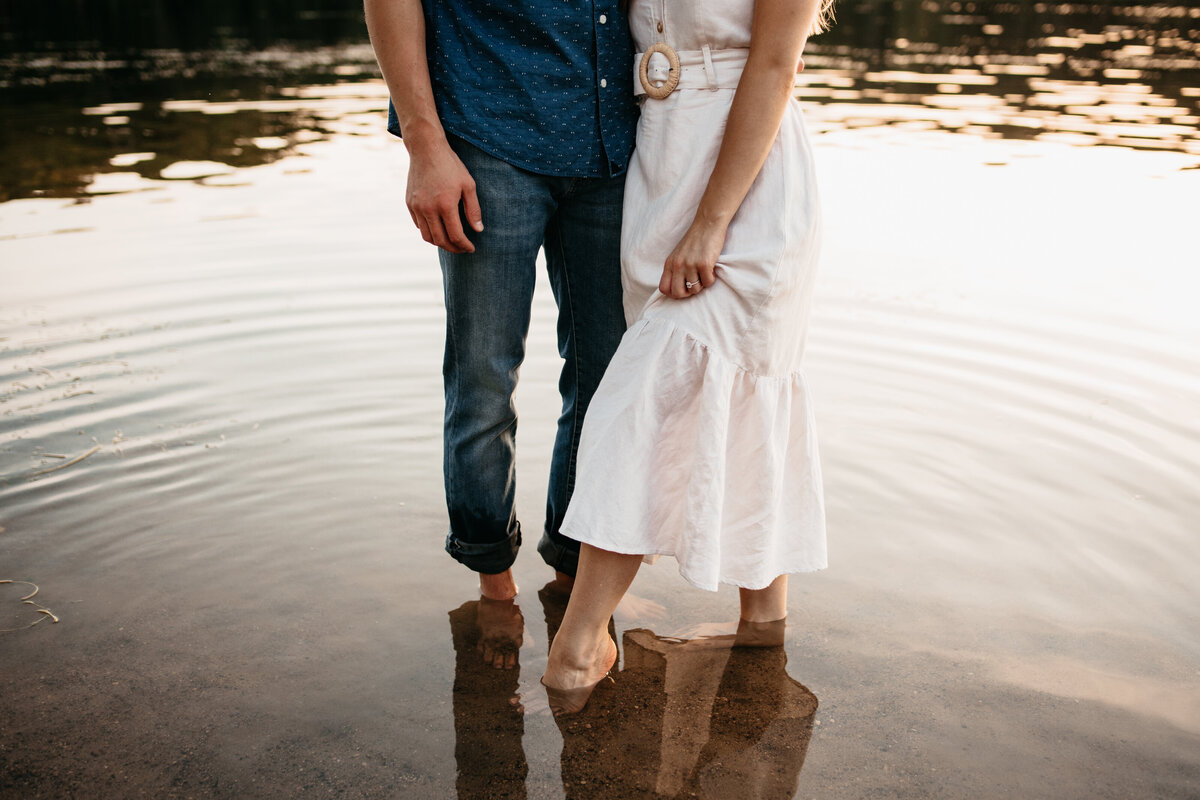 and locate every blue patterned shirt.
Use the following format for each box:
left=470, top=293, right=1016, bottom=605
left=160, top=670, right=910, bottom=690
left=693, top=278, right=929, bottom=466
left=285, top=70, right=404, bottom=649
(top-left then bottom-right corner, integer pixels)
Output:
left=387, top=0, right=639, bottom=178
